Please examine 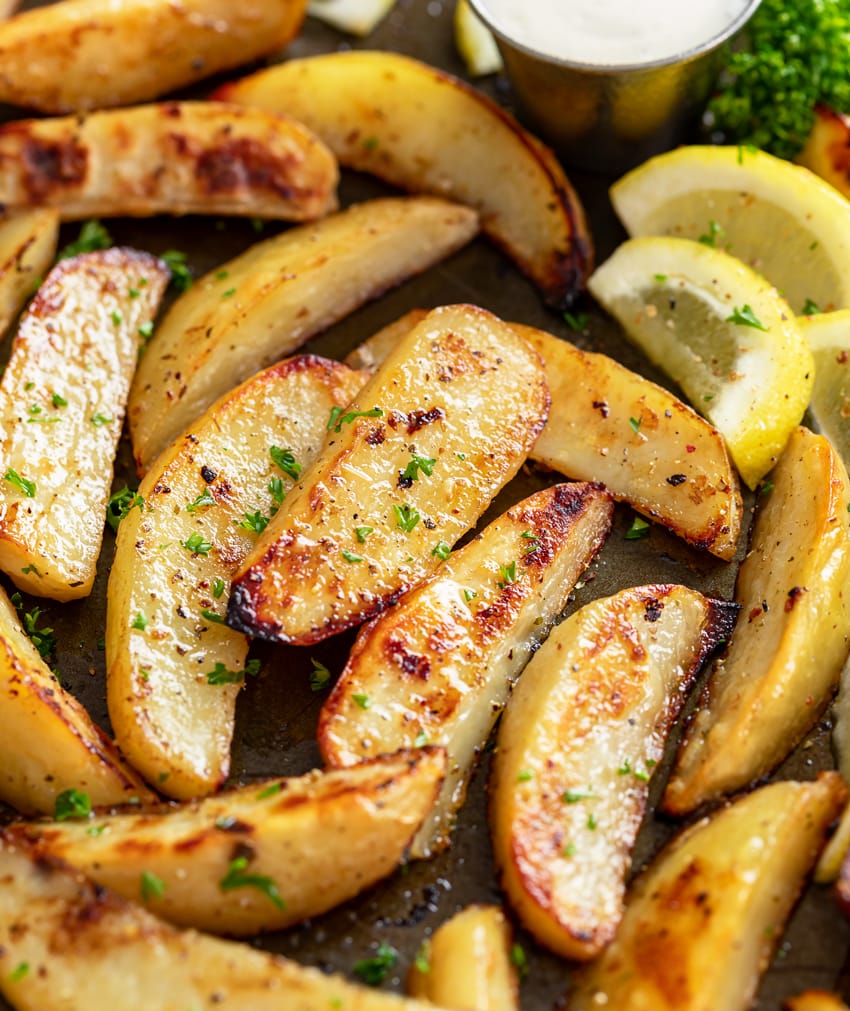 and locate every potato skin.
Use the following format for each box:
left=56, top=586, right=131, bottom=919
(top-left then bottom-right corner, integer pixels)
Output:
left=0, top=101, right=338, bottom=220
left=0, top=0, right=308, bottom=113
